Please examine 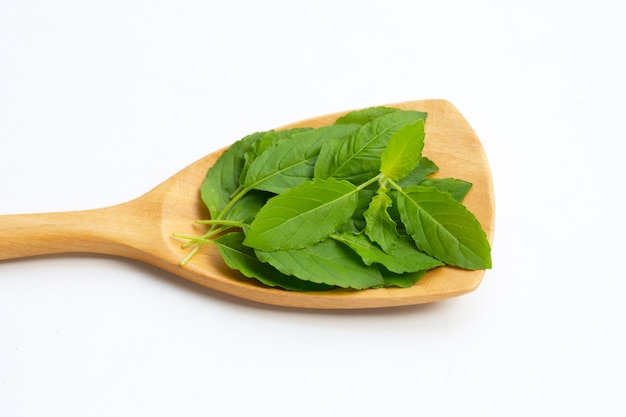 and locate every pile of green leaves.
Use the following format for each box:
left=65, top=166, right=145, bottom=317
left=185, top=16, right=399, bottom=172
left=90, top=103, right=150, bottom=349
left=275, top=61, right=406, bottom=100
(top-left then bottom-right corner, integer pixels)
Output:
left=177, top=106, right=491, bottom=291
